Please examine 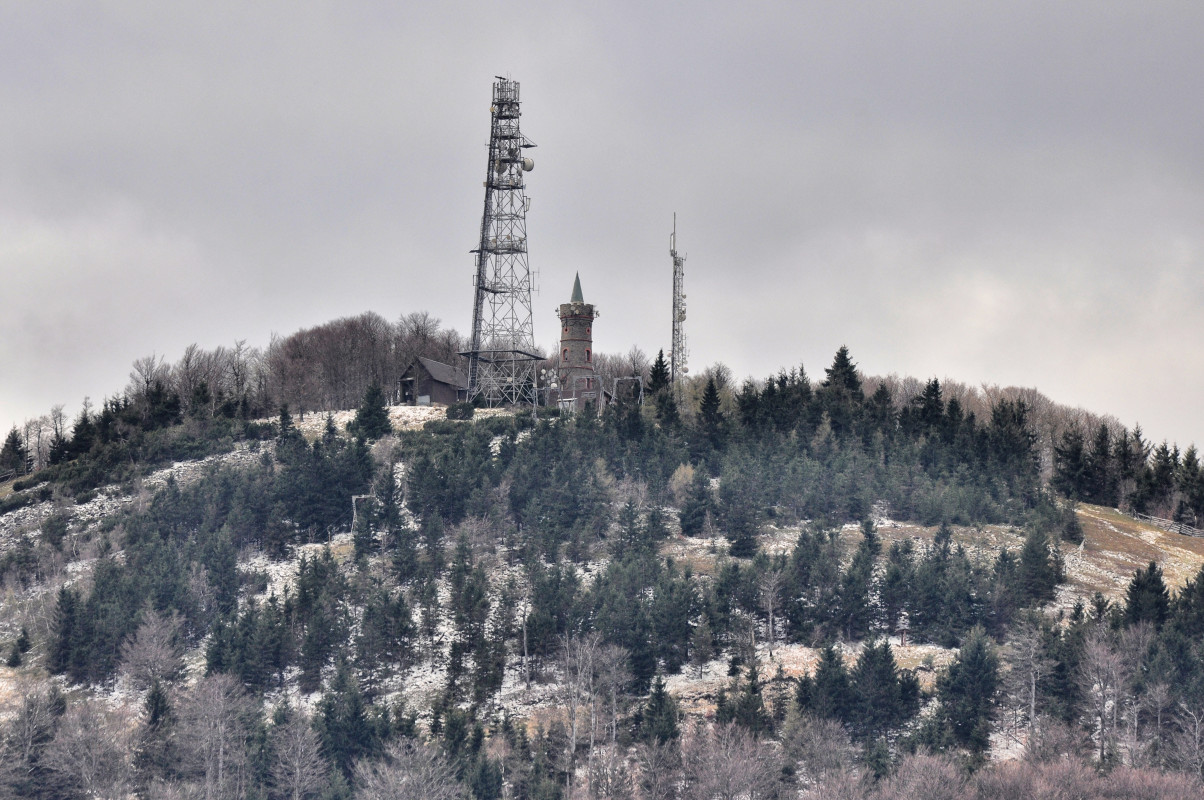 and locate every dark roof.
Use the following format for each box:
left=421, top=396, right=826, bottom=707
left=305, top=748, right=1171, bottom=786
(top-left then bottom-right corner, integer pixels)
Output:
left=571, top=272, right=584, bottom=303
left=416, top=357, right=469, bottom=389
